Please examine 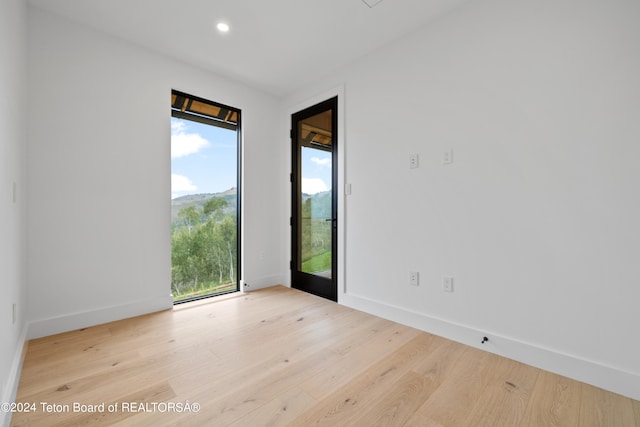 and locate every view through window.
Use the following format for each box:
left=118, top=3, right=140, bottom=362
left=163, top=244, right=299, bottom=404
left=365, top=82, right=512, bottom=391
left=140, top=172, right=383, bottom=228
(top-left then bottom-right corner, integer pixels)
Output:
left=171, top=91, right=240, bottom=303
